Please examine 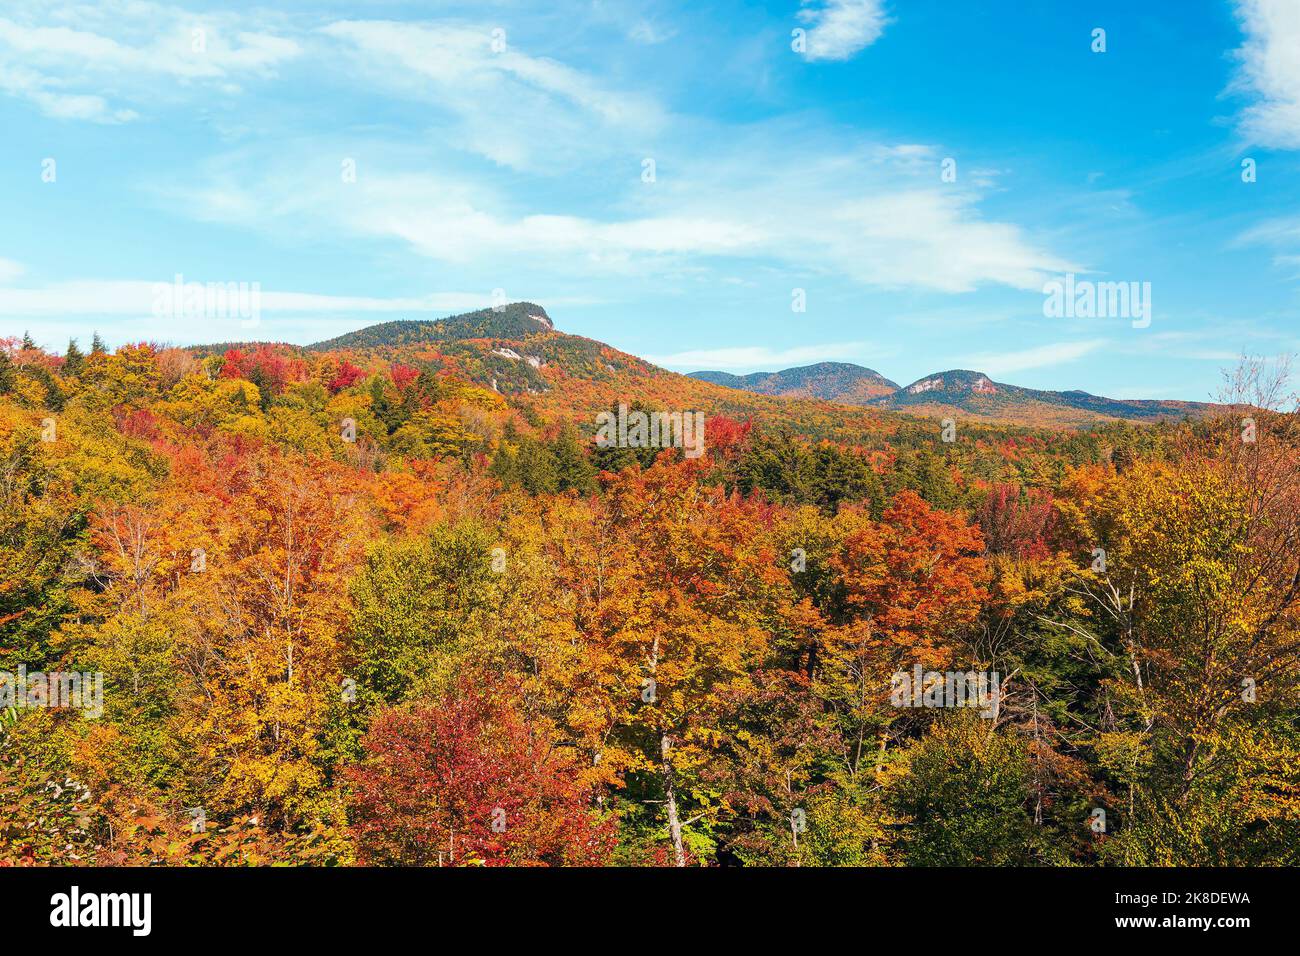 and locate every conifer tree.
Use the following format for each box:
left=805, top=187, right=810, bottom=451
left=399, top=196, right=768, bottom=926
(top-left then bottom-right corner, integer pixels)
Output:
left=63, top=338, right=85, bottom=377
